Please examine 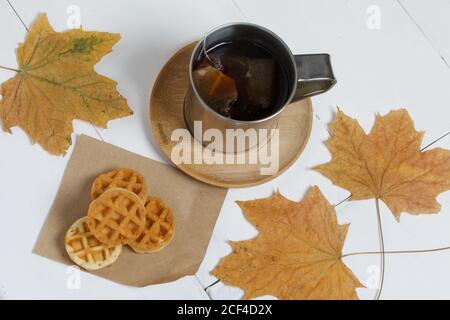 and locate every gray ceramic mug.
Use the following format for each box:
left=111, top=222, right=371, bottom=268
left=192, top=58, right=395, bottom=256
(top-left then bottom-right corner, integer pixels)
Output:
left=184, top=23, right=336, bottom=152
